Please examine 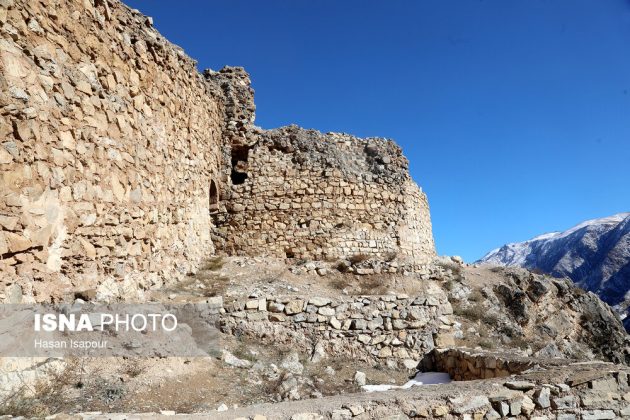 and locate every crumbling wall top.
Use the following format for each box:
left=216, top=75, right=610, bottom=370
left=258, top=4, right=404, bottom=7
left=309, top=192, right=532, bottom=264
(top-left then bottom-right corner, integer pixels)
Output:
left=259, top=125, right=412, bottom=184
left=204, top=66, right=256, bottom=126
